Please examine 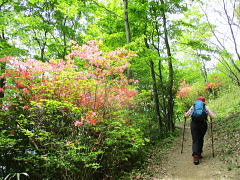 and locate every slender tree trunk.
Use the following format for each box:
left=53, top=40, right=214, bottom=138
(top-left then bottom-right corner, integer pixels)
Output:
left=199, top=57, right=208, bottom=83
left=158, top=60, right=167, bottom=120
left=150, top=4, right=168, bottom=127
left=0, top=78, right=4, bottom=98
left=123, top=0, right=132, bottom=79
left=160, top=0, right=174, bottom=131
left=0, top=65, right=5, bottom=107
left=144, top=20, right=164, bottom=135
left=63, top=18, right=67, bottom=60
left=40, top=48, right=45, bottom=61
left=155, top=19, right=168, bottom=122
left=0, top=29, right=6, bottom=105
left=123, top=0, right=131, bottom=43
left=1, top=30, right=5, bottom=39
left=150, top=59, right=163, bottom=132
